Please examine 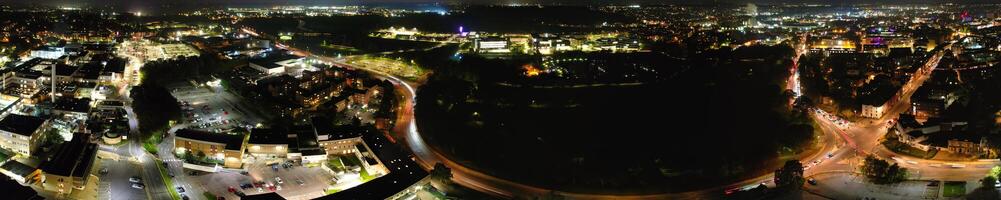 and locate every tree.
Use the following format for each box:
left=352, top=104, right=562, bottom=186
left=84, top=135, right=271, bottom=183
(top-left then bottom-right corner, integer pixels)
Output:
left=774, top=160, right=805, bottom=190
left=982, top=176, right=998, bottom=190
left=861, top=156, right=908, bottom=184
left=41, top=128, right=64, bottom=146
left=430, top=162, right=453, bottom=183
left=196, top=150, right=207, bottom=160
